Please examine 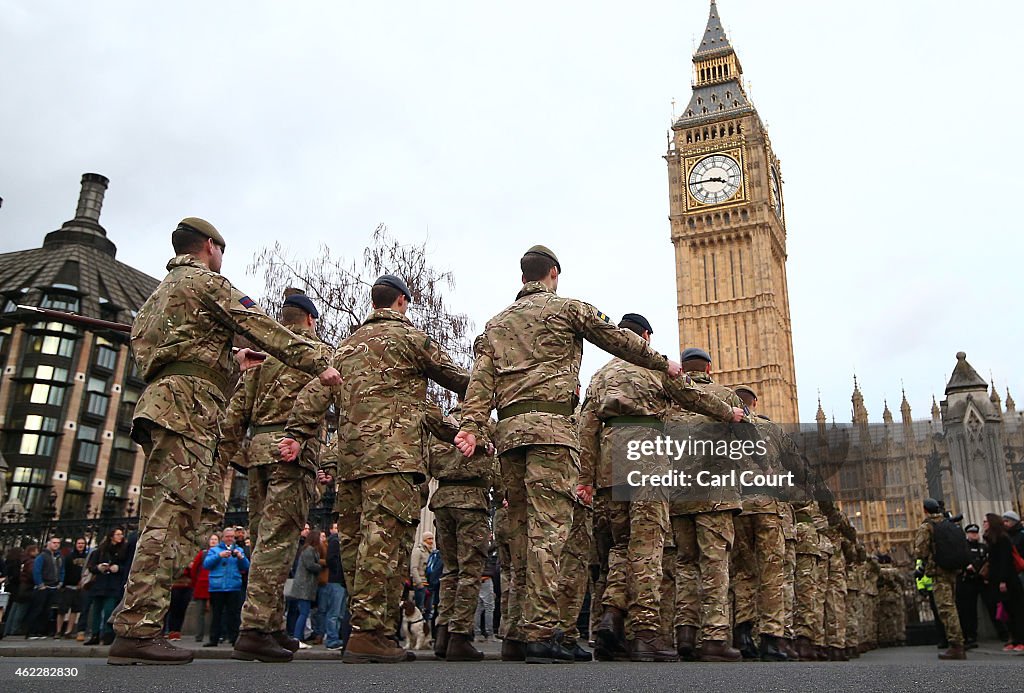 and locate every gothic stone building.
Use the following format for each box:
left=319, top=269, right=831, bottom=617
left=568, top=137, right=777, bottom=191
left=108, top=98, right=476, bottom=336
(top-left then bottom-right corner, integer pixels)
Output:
left=808, top=353, right=1024, bottom=563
